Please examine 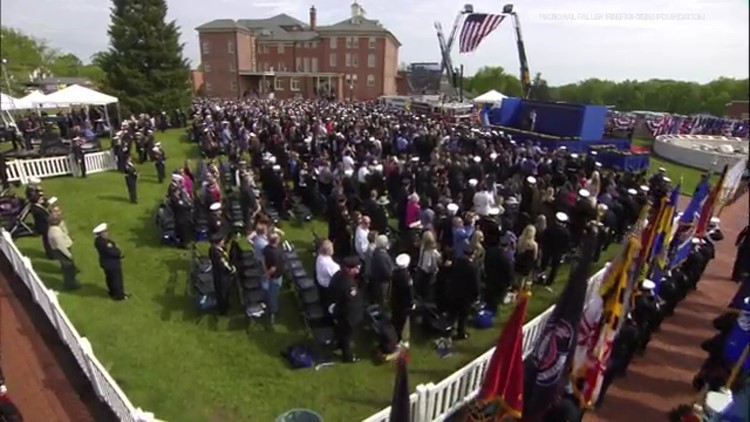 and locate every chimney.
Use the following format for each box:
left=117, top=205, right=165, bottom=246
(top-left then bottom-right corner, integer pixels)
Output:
left=309, top=6, right=317, bottom=30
